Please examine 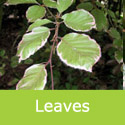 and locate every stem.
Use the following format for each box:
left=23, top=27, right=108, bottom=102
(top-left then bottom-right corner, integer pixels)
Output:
left=45, top=6, right=56, bottom=20
left=45, top=19, right=60, bottom=90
